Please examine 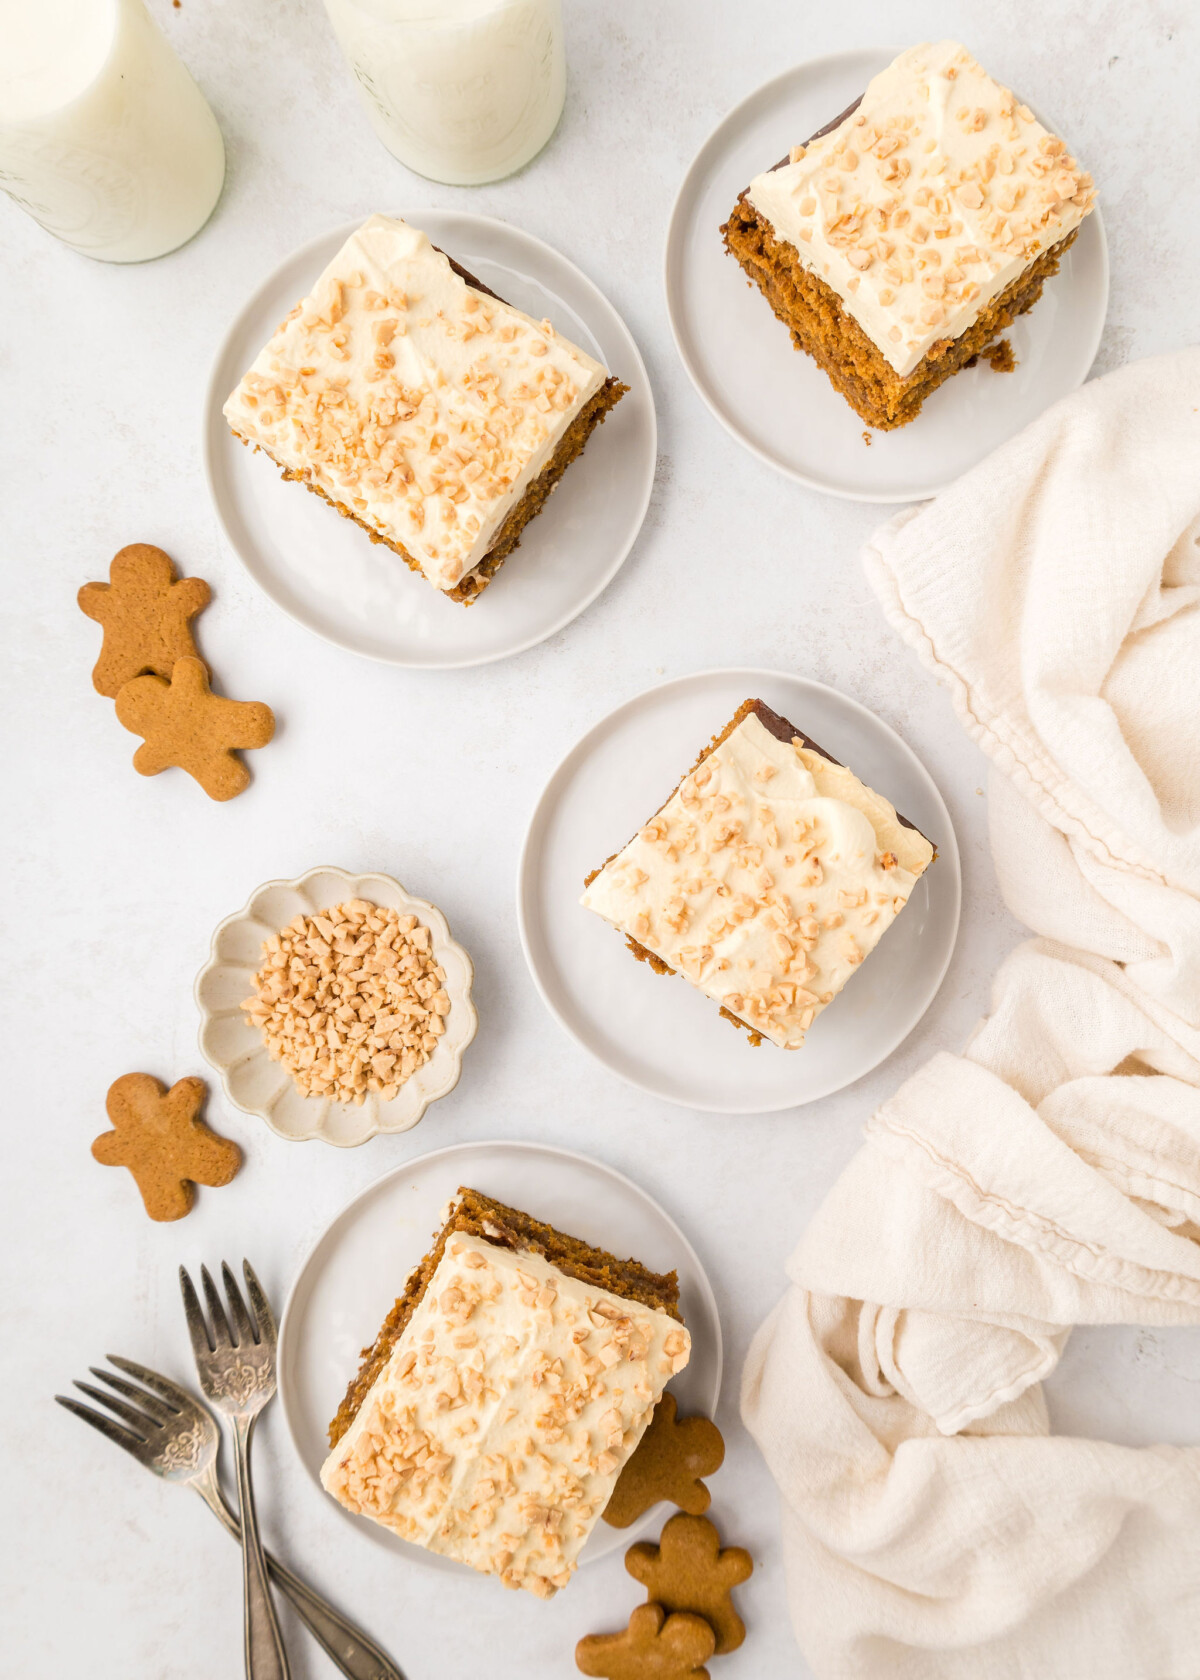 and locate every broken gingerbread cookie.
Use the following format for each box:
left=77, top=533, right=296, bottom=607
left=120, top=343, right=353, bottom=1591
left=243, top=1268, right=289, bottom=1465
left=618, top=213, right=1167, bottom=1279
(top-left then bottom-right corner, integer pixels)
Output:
left=625, top=1515, right=753, bottom=1657
left=92, top=1072, right=241, bottom=1222
left=576, top=1603, right=716, bottom=1680
left=78, top=543, right=211, bottom=697
left=604, top=1393, right=725, bottom=1528
left=115, top=656, right=274, bottom=801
